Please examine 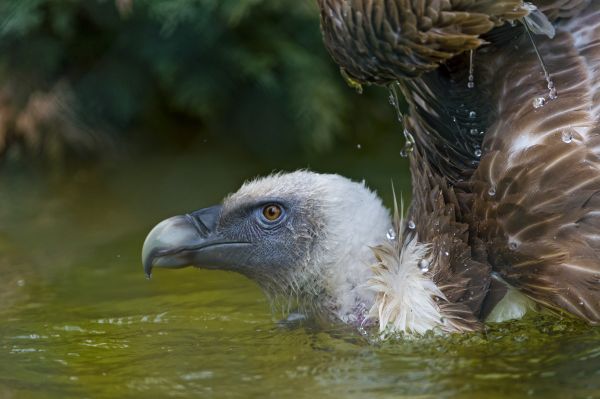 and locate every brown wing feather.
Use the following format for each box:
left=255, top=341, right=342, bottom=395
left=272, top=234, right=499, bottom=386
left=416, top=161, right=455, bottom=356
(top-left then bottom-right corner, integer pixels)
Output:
left=317, top=0, right=526, bottom=82
left=470, top=2, right=600, bottom=323
left=536, top=0, right=592, bottom=20
left=408, top=149, right=490, bottom=329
